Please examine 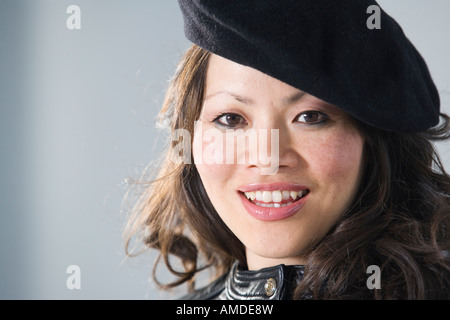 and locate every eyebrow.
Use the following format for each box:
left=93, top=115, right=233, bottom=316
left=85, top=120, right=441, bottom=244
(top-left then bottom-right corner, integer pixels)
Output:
left=282, top=91, right=306, bottom=105
left=204, top=90, right=306, bottom=106
left=204, top=91, right=255, bottom=104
